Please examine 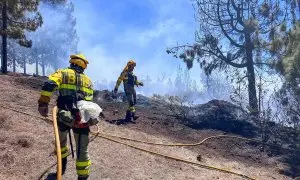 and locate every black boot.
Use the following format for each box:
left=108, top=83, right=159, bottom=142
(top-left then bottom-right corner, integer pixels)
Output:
left=62, top=157, right=67, bottom=175
left=78, top=175, right=89, bottom=180
left=124, top=110, right=132, bottom=122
